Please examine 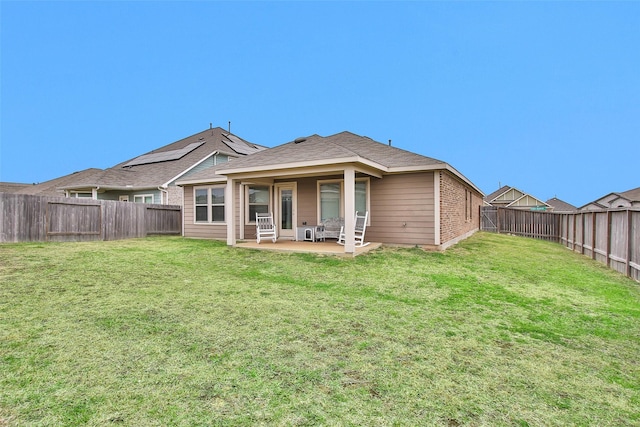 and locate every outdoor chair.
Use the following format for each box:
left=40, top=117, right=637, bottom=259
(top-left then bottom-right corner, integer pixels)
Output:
left=337, top=211, right=370, bottom=247
left=318, top=217, right=344, bottom=240
left=256, top=212, right=277, bottom=243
